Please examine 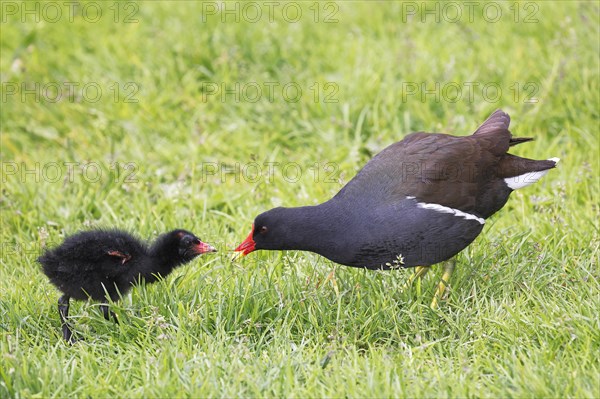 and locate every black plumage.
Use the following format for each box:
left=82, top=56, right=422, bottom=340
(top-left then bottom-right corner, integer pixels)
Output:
left=234, top=110, right=558, bottom=304
left=39, top=228, right=216, bottom=343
